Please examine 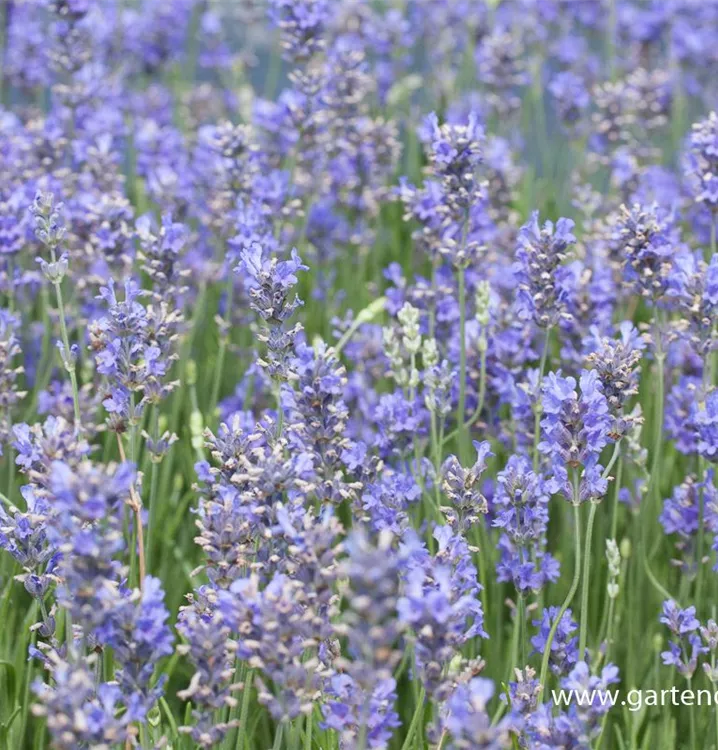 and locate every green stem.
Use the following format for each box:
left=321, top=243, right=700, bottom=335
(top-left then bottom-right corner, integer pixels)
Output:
left=642, top=327, right=675, bottom=602
left=6, top=257, right=14, bottom=312
left=6, top=446, right=14, bottom=505
left=304, top=710, right=313, bottom=750
left=272, top=724, right=284, bottom=750
left=475, top=345, right=487, bottom=425
left=508, top=596, right=524, bottom=676
left=264, top=34, right=283, bottom=99
left=696, top=456, right=708, bottom=612
left=607, top=0, right=617, bottom=80
left=610, top=455, right=623, bottom=540
left=456, top=265, right=468, bottom=456
left=276, top=385, right=284, bottom=439
left=160, top=697, right=180, bottom=740
left=129, top=510, right=138, bottom=588
left=146, top=406, right=161, bottom=572
left=50, top=264, right=81, bottom=426
left=210, top=277, right=234, bottom=416
left=238, top=669, right=254, bottom=748
left=23, top=286, right=53, bottom=421
left=335, top=297, right=386, bottom=355
left=18, top=628, right=36, bottom=748
left=579, top=501, right=598, bottom=660
left=518, top=593, right=526, bottom=667
left=65, top=609, right=73, bottom=651
left=442, top=345, right=488, bottom=448
left=539, top=496, right=582, bottom=696
left=139, top=724, right=151, bottom=750
left=602, top=442, right=622, bottom=481
left=649, top=332, right=665, bottom=511
left=356, top=693, right=372, bottom=750
left=531, top=58, right=547, bottom=176
left=533, top=327, right=552, bottom=471
left=399, top=689, right=426, bottom=750
left=604, top=596, right=617, bottom=663
left=129, top=393, right=137, bottom=465
left=581, top=441, right=622, bottom=654
left=428, top=259, right=439, bottom=338
left=687, top=676, right=697, bottom=750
